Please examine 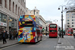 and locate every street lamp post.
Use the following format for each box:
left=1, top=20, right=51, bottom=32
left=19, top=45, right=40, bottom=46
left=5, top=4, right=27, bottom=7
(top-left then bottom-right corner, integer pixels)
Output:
left=58, top=5, right=67, bottom=38
left=61, top=6, right=64, bottom=38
